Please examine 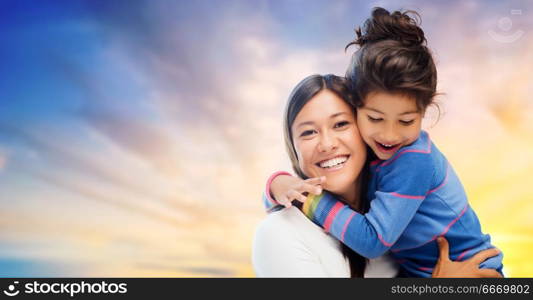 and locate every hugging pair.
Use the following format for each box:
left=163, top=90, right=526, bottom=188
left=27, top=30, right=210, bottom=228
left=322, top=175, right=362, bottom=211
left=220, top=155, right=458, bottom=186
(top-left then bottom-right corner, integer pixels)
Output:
left=253, top=7, right=503, bottom=278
